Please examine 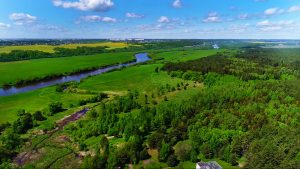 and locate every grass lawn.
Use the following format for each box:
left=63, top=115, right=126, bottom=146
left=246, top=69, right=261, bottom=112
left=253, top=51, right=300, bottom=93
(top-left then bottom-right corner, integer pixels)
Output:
left=152, top=49, right=223, bottom=62
left=78, top=64, right=185, bottom=93
left=0, top=52, right=135, bottom=87
left=0, top=42, right=133, bottom=53
left=0, top=86, right=94, bottom=123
